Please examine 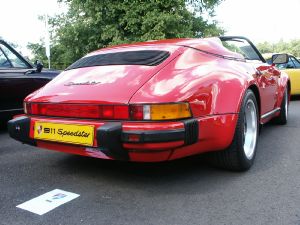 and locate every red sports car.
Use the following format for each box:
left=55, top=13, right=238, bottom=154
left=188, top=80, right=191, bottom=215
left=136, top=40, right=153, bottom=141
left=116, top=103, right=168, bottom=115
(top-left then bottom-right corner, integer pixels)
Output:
left=8, top=36, right=290, bottom=171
